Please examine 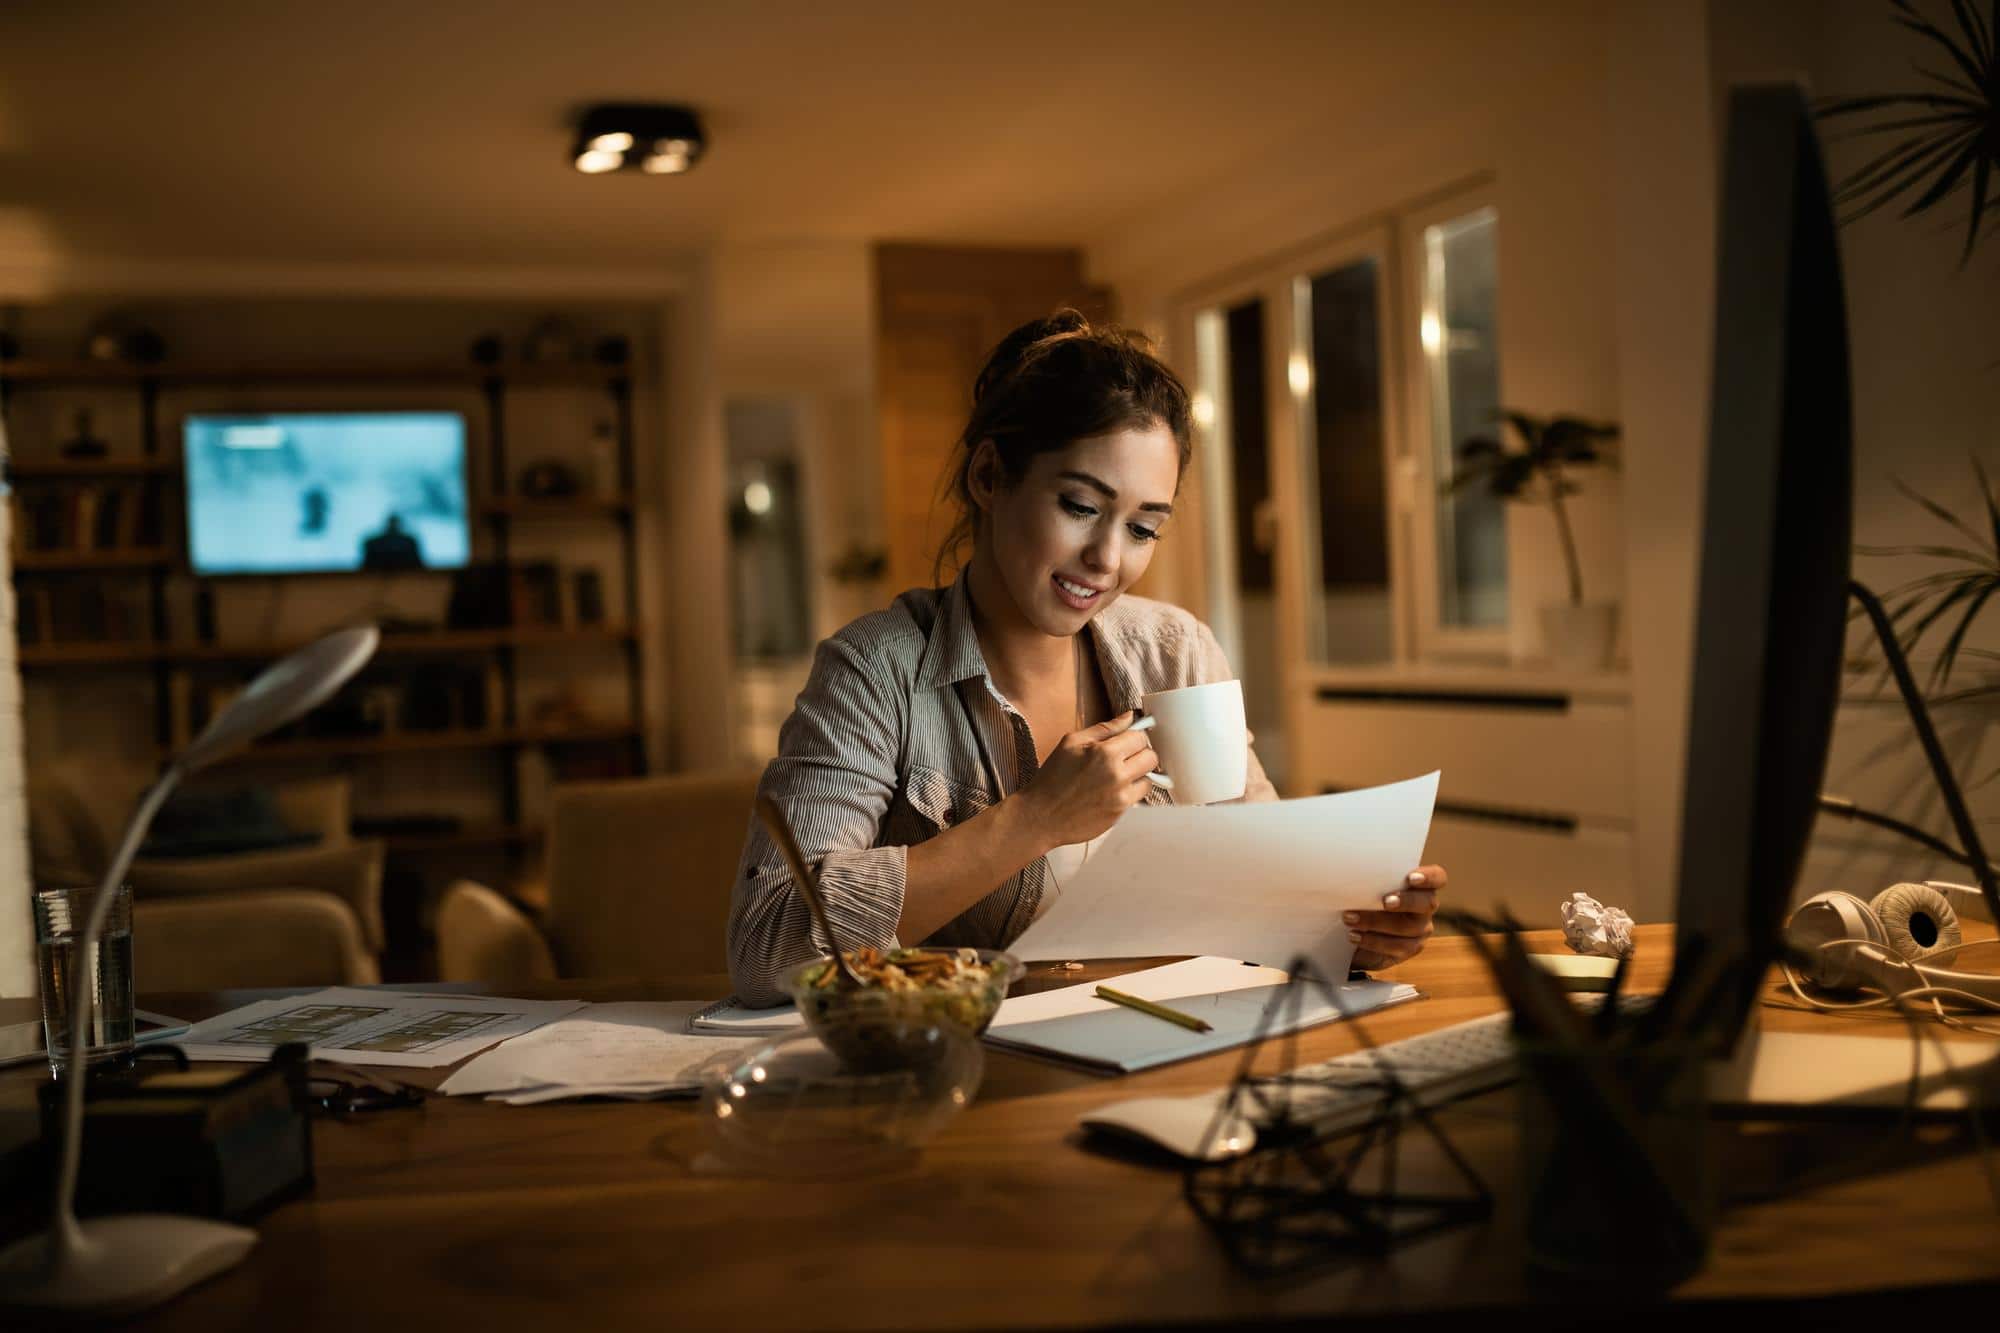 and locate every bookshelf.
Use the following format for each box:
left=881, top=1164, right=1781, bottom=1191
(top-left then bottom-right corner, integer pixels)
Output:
left=2, top=350, right=650, bottom=888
